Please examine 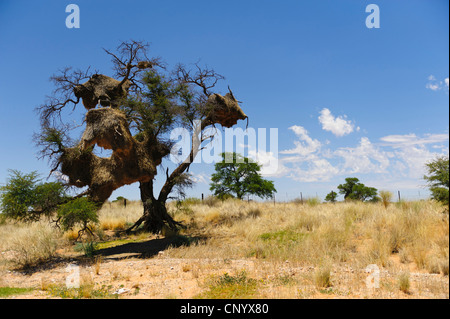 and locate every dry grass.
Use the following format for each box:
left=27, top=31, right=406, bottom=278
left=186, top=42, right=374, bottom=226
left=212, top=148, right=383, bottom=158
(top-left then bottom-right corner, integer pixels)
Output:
left=97, top=200, right=143, bottom=231
left=0, top=198, right=448, bottom=298
left=165, top=199, right=449, bottom=275
left=0, top=222, right=64, bottom=269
